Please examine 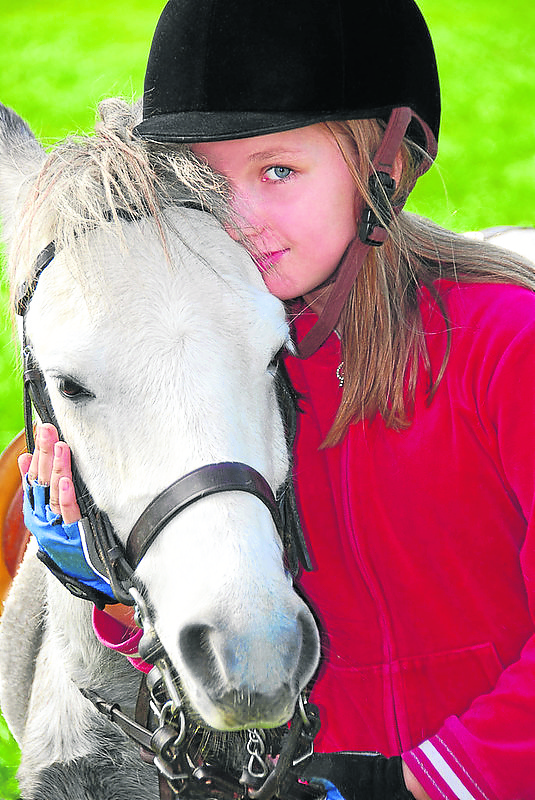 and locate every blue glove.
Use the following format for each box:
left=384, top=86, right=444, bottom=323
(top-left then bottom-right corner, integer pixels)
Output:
left=313, top=780, right=346, bottom=800
left=22, top=475, right=114, bottom=600
left=298, top=753, right=414, bottom=800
